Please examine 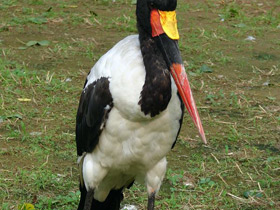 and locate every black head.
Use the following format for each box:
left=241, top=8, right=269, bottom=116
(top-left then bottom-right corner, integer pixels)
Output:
left=136, top=0, right=177, bottom=35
